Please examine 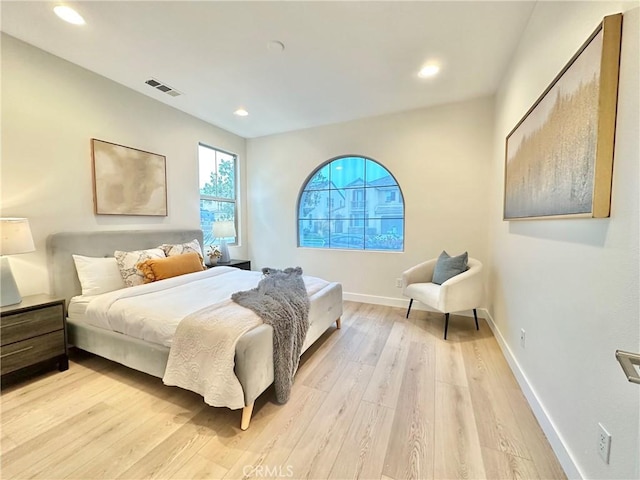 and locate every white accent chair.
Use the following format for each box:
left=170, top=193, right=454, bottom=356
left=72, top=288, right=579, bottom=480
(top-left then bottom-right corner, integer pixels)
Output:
left=402, top=257, right=483, bottom=339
